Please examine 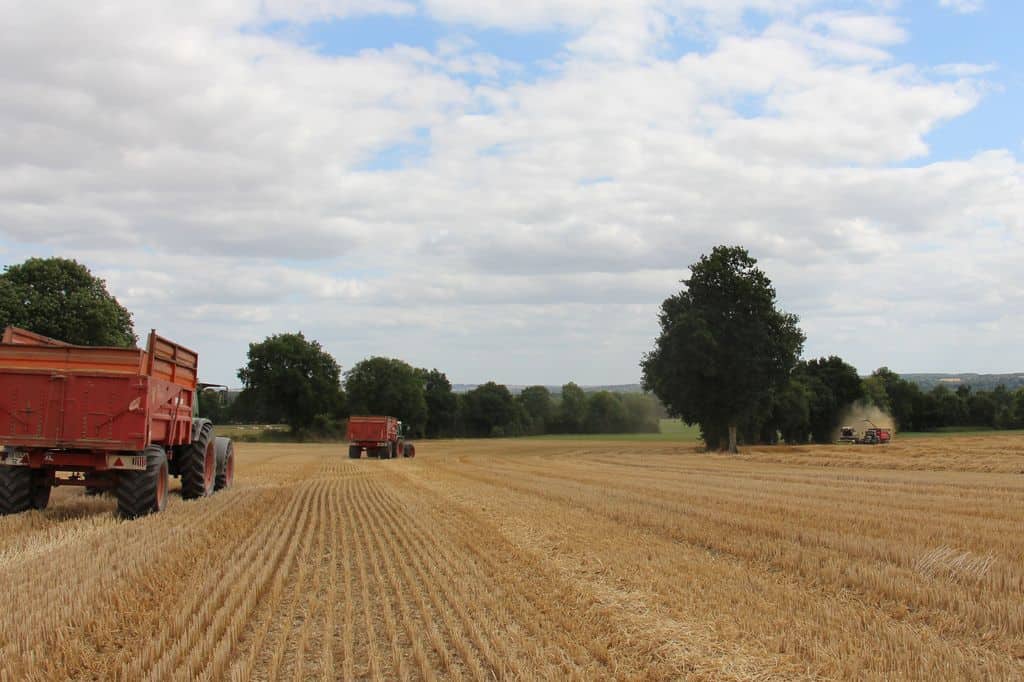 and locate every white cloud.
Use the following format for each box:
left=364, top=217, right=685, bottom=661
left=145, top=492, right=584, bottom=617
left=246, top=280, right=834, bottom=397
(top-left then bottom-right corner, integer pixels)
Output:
left=939, top=0, right=984, bottom=14
left=932, top=62, right=997, bottom=77
left=0, top=0, right=1021, bottom=384
left=261, top=1, right=416, bottom=23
